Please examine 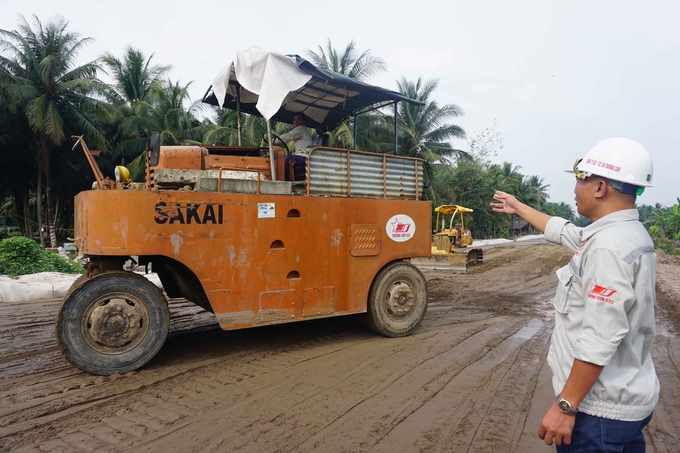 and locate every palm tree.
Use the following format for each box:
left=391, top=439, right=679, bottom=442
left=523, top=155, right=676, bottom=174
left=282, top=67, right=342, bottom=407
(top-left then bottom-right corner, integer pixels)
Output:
left=101, top=46, right=171, bottom=106
left=544, top=202, right=576, bottom=222
left=324, top=112, right=396, bottom=152
left=119, top=79, right=205, bottom=148
left=306, top=39, right=386, bottom=81
left=203, top=108, right=290, bottom=152
left=305, top=40, right=389, bottom=150
left=394, top=77, right=466, bottom=162
left=514, top=175, right=549, bottom=233
left=0, top=15, right=108, bottom=247
left=385, top=77, right=467, bottom=210
left=96, top=47, right=173, bottom=180
left=487, top=162, right=524, bottom=234
left=118, top=79, right=208, bottom=180
left=203, top=108, right=239, bottom=146
left=489, top=162, right=523, bottom=194
left=519, top=175, right=549, bottom=209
